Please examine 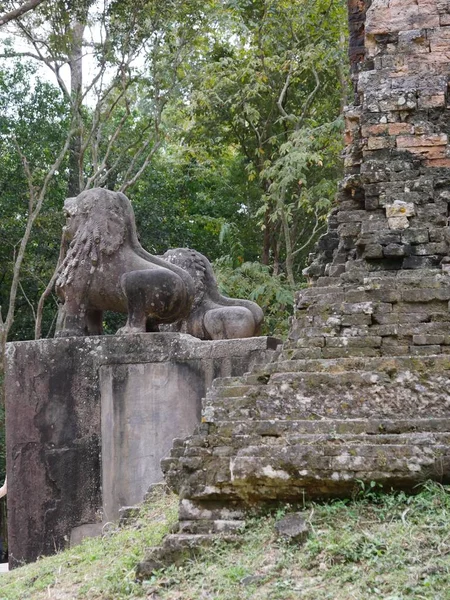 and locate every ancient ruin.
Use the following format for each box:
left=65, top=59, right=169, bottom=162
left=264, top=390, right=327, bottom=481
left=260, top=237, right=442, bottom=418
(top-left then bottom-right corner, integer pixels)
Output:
left=6, top=0, right=450, bottom=575
left=147, top=0, right=450, bottom=570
